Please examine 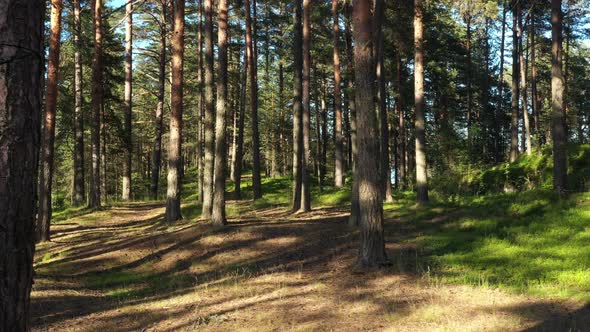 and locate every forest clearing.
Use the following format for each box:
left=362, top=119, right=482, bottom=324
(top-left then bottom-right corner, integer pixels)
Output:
left=1, top=0, right=589, bottom=330
left=30, top=176, right=590, bottom=331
